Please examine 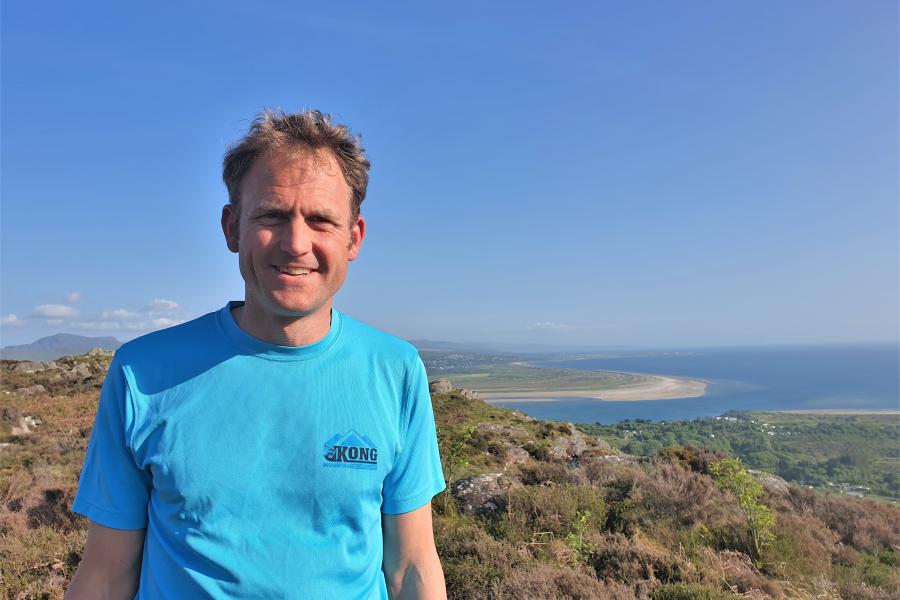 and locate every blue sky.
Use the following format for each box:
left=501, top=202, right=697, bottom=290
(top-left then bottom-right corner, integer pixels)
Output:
left=1, top=1, right=897, bottom=348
